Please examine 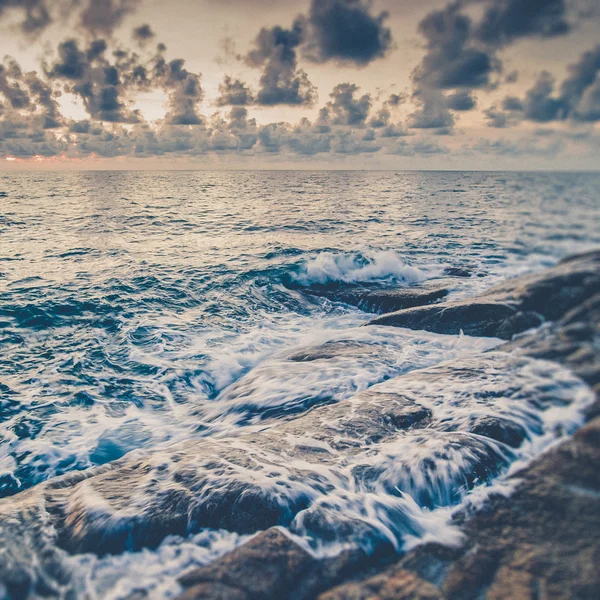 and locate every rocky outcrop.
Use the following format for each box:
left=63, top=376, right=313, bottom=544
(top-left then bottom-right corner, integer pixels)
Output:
left=177, top=279, right=600, bottom=600
left=369, top=250, right=600, bottom=339
left=0, top=252, right=598, bottom=599
left=320, top=409, right=600, bottom=600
